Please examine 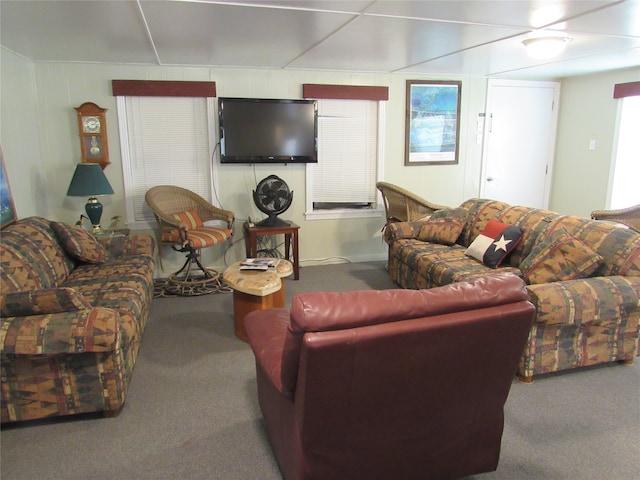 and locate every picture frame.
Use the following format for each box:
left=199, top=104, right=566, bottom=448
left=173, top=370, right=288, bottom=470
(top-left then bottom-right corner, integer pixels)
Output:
left=0, top=145, right=17, bottom=228
left=405, top=80, right=462, bottom=166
